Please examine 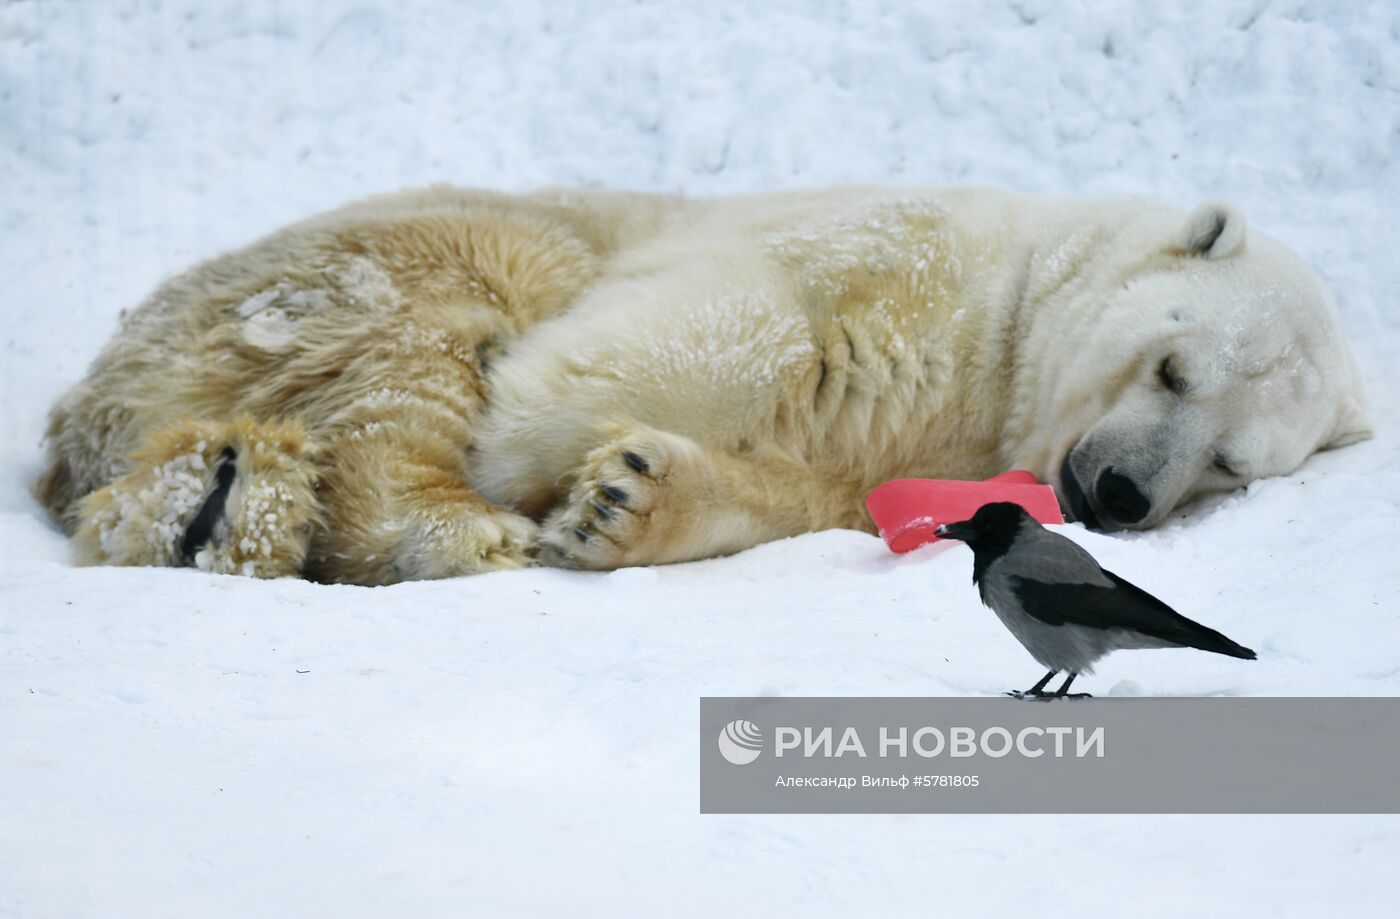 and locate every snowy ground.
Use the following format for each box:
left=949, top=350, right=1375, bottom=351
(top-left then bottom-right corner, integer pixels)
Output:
left=2, top=1, right=1398, bottom=916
